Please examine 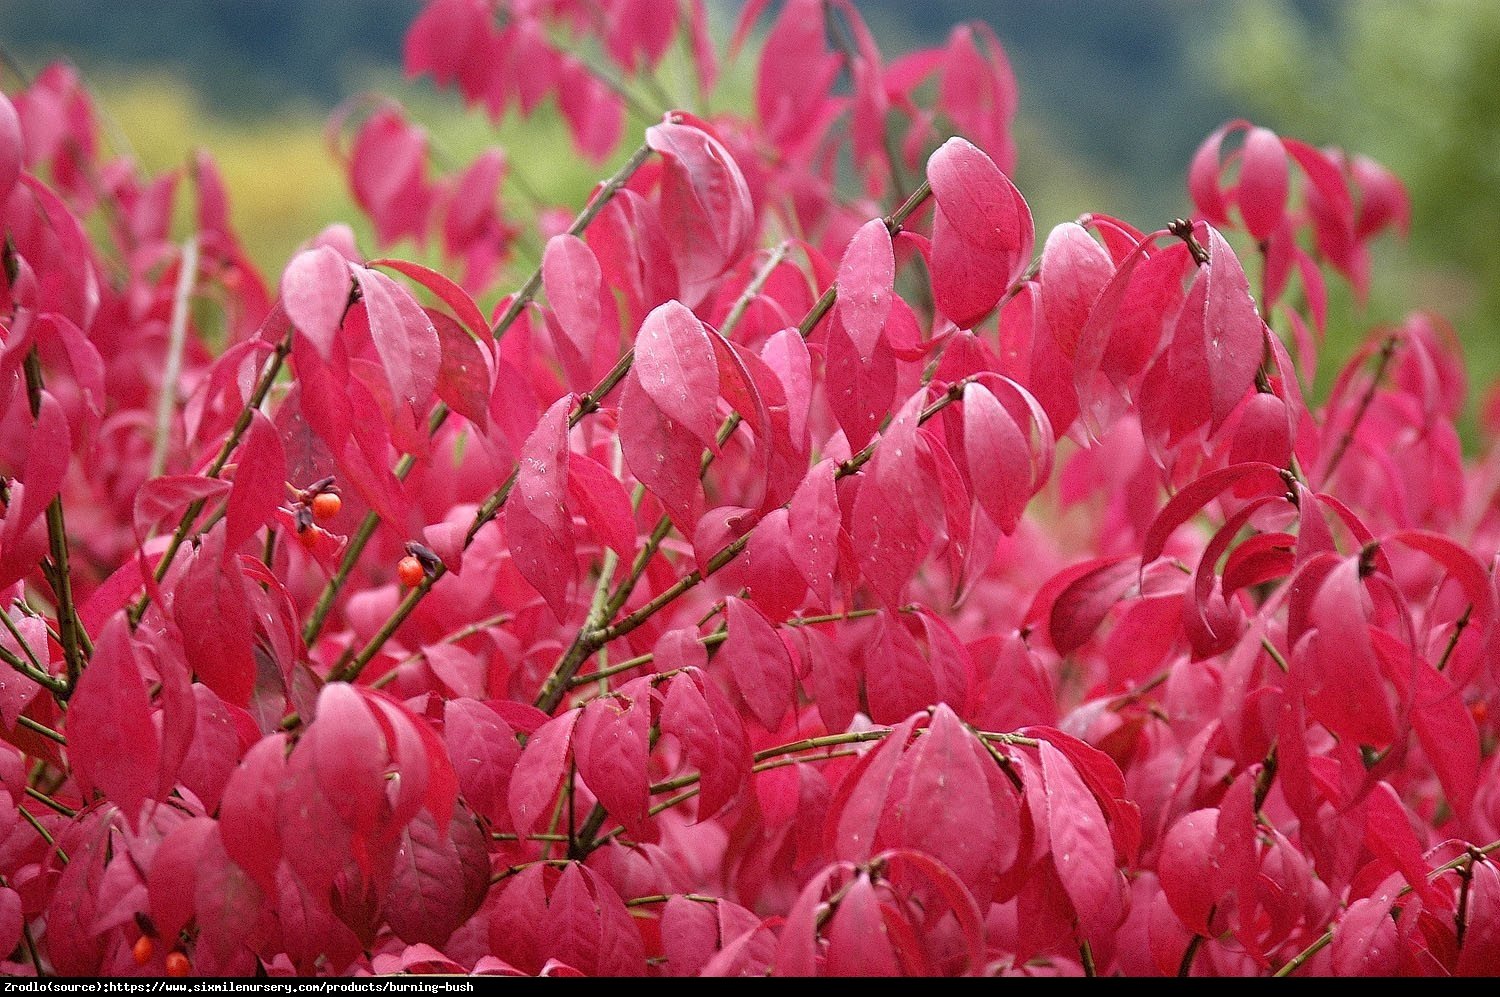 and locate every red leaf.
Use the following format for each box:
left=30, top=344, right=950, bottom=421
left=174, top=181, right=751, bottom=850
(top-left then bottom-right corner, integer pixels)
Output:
left=351, top=265, right=441, bottom=412
left=645, top=118, right=755, bottom=306
left=444, top=698, right=520, bottom=827
left=719, top=597, right=797, bottom=730
left=787, top=460, right=840, bottom=607
left=1302, top=558, right=1397, bottom=746
left=542, top=233, right=605, bottom=373
left=371, top=256, right=490, bottom=341
left=174, top=532, right=256, bottom=707
left=926, top=137, right=1028, bottom=327
left=224, top=411, right=286, bottom=552
left=1141, top=461, right=1286, bottom=565
left=824, top=874, right=901, bottom=976
left=147, top=816, right=215, bottom=940
left=566, top=452, right=637, bottom=562
left=385, top=807, right=489, bottom=947
left=281, top=245, right=351, bottom=358
left=853, top=393, right=930, bottom=606
left=1158, top=809, right=1222, bottom=935
left=619, top=364, right=705, bottom=531
left=1041, top=221, right=1113, bottom=359
left=829, top=716, right=920, bottom=863
left=15, top=389, right=70, bottom=536
left=662, top=895, right=767, bottom=977
left=1202, top=228, right=1268, bottom=431
left=1364, top=781, right=1445, bottom=910
left=430, top=309, right=493, bottom=429
left=633, top=299, right=721, bottom=451
left=660, top=670, right=750, bottom=819
left=1048, top=555, right=1139, bottom=656
left=508, top=710, right=579, bottom=835
left=1238, top=126, right=1289, bottom=241
left=891, top=705, right=1015, bottom=898
left=67, top=614, right=161, bottom=826
left=176, top=683, right=243, bottom=813
left=962, top=380, right=1039, bottom=533
left=836, top=219, right=894, bottom=358
left=132, top=476, right=231, bottom=549
left=506, top=396, right=576, bottom=620
left=1038, top=740, right=1121, bottom=942
left=219, top=733, right=287, bottom=894
left=0, top=92, right=19, bottom=201
left=574, top=684, right=652, bottom=834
